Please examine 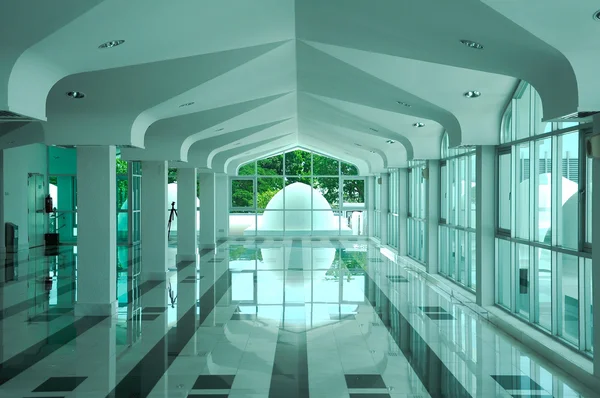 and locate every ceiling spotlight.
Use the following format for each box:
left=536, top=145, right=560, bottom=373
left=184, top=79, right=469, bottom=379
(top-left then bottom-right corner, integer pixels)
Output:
left=464, top=90, right=481, bottom=98
left=66, top=91, right=85, bottom=99
left=370, top=150, right=376, bottom=154
left=396, top=101, right=411, bottom=107
left=386, top=139, right=395, bottom=144
left=369, top=127, right=379, bottom=132
left=354, top=143, right=362, bottom=147
left=594, top=10, right=600, bottom=21
left=460, top=39, right=483, bottom=50
left=179, top=102, right=194, bottom=107
left=98, top=40, right=125, bottom=49
left=7, top=141, right=15, bottom=144
left=234, top=142, right=241, bottom=146
left=413, top=122, right=425, bottom=128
